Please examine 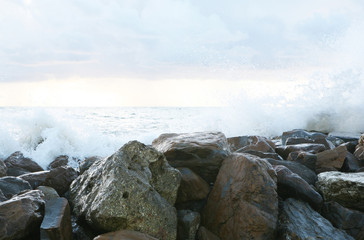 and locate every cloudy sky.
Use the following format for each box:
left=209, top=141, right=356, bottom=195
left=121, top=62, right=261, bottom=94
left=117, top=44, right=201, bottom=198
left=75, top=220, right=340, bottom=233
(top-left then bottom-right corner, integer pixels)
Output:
left=1, top=0, right=364, bottom=106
